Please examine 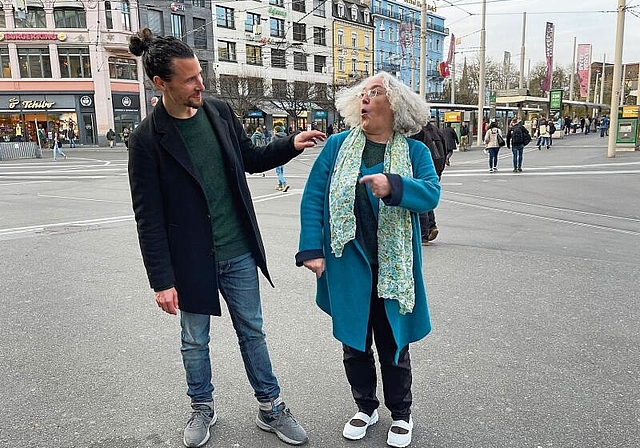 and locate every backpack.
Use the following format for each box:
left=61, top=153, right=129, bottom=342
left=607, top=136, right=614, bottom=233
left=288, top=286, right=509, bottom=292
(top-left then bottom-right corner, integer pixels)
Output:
left=548, top=121, right=556, bottom=134
left=511, top=125, right=524, bottom=145
left=522, top=127, right=532, bottom=146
